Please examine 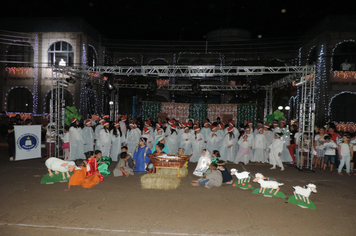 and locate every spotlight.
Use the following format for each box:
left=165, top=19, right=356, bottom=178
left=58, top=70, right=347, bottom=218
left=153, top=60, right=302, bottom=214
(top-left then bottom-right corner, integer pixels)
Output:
left=147, top=79, right=157, bottom=92
left=65, top=77, right=76, bottom=84
left=192, top=82, right=201, bottom=94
